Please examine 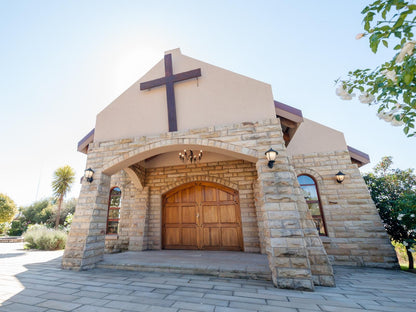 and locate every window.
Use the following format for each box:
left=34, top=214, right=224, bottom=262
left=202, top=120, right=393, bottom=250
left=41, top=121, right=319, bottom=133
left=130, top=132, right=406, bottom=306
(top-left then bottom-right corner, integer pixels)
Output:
left=107, top=187, right=121, bottom=234
left=297, top=175, right=327, bottom=236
